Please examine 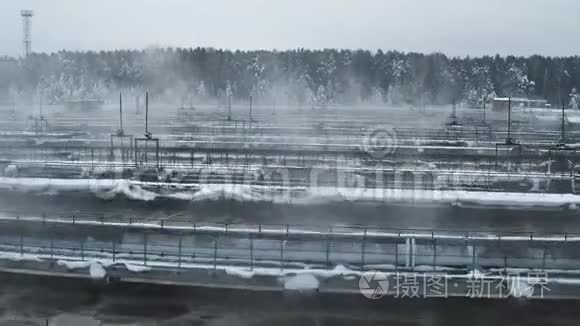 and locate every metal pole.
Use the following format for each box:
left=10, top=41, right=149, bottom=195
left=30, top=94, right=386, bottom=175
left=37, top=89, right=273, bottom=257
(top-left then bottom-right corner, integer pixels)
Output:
left=19, top=227, right=24, bottom=256
left=561, top=100, right=566, bottom=143
left=280, top=239, right=284, bottom=271
left=507, top=97, right=511, bottom=141
left=145, top=92, right=149, bottom=134
left=472, top=245, right=477, bottom=270
left=50, top=234, right=54, bottom=259
left=143, top=233, right=148, bottom=266
left=432, top=239, right=437, bottom=270
left=325, top=236, right=330, bottom=267
left=228, top=95, right=232, bottom=119
left=250, top=235, right=254, bottom=271
left=119, top=92, right=123, bottom=132
left=178, top=234, right=182, bottom=268
left=361, top=229, right=367, bottom=269
left=483, top=101, right=486, bottom=123
left=213, top=238, right=218, bottom=271
left=249, top=95, right=253, bottom=121
left=395, top=241, right=399, bottom=271
left=80, top=238, right=85, bottom=260
left=542, top=246, right=547, bottom=271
